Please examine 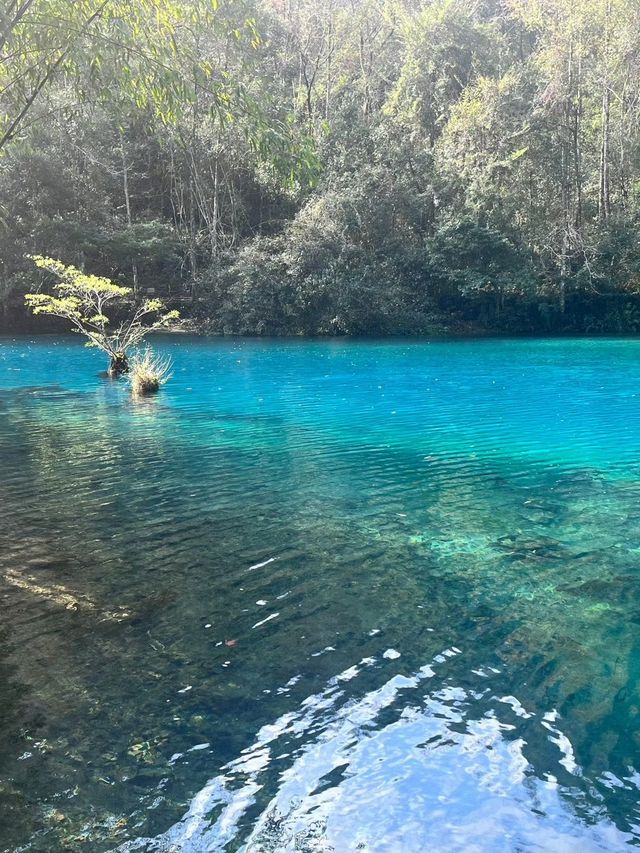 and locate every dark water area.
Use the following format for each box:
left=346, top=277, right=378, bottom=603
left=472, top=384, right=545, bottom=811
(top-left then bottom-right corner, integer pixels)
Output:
left=1, top=335, right=640, bottom=851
